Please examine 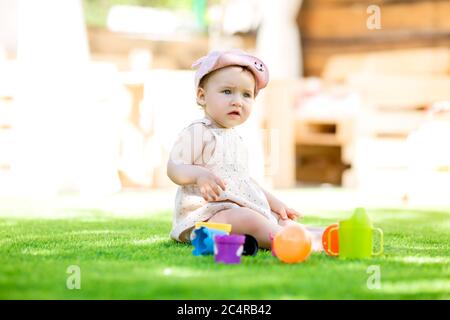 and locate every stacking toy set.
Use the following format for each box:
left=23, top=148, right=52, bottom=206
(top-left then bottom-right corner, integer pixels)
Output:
left=191, top=208, right=384, bottom=265
left=191, top=222, right=258, bottom=264
left=322, top=208, right=384, bottom=259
